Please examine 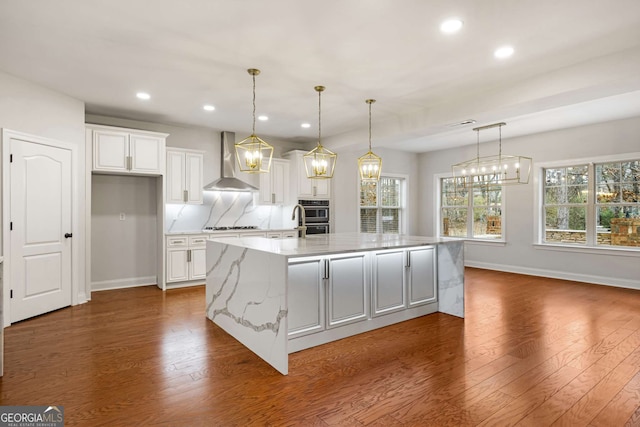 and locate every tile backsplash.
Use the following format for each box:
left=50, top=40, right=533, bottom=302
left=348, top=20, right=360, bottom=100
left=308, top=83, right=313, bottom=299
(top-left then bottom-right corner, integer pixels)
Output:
left=166, top=191, right=289, bottom=232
